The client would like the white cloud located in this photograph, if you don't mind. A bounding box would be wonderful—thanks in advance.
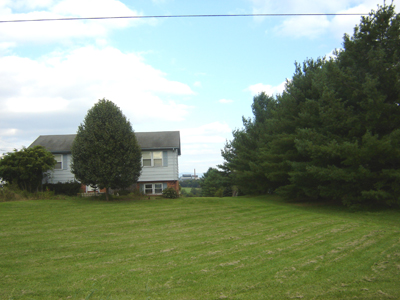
[194,81,202,87]
[0,46,194,123]
[0,0,149,45]
[249,0,379,39]
[219,99,233,104]
[5,0,54,10]
[179,122,232,173]
[329,4,377,39]
[0,128,18,136]
[246,81,286,97]
[274,15,330,39]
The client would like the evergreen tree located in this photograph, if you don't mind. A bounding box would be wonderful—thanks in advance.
[289,5,400,206]
[71,99,142,200]
[222,4,400,207]
[200,167,230,197]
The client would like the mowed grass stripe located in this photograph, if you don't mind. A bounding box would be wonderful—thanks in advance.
[0,196,399,299]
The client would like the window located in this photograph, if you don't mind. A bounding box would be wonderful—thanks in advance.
[142,151,163,167]
[142,152,152,167]
[153,152,162,167]
[144,183,164,194]
[54,154,62,170]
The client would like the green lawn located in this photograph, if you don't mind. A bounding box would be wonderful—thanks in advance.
[1,196,399,299]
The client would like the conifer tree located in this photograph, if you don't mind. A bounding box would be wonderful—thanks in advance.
[71,99,142,200]
[222,4,400,207]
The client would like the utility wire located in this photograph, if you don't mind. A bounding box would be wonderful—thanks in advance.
[0,13,370,24]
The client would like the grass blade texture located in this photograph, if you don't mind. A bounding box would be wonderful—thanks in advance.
[1,196,399,299]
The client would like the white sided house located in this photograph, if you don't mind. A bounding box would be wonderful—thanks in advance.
[28,131,181,195]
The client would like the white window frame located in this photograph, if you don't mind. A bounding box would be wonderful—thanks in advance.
[54,154,63,170]
[142,151,163,167]
[144,183,164,195]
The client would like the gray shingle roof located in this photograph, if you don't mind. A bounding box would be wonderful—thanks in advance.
[29,134,76,153]
[135,131,181,155]
[29,131,181,155]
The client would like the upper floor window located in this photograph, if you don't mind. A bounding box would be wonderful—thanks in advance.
[142,151,163,167]
[54,154,62,170]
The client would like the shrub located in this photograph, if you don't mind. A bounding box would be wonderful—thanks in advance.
[130,188,144,198]
[0,186,17,202]
[162,187,179,199]
[115,189,130,196]
[214,188,224,198]
[43,181,82,196]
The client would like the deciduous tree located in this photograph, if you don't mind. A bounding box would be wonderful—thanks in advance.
[0,146,56,192]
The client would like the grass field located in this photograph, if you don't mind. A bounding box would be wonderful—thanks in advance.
[180,187,200,193]
[1,195,399,299]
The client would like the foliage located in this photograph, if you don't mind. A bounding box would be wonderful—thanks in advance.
[200,167,233,197]
[71,99,142,201]
[180,188,188,197]
[179,179,201,188]
[162,187,179,198]
[115,189,131,196]
[222,186,233,197]
[214,188,224,197]
[0,183,58,201]
[0,186,17,202]
[180,187,201,197]
[0,146,56,192]
[43,181,82,196]
[221,5,400,207]
[190,187,201,196]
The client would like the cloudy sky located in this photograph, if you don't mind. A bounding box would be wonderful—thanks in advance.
[0,0,386,174]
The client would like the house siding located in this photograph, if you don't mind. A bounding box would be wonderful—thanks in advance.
[46,154,75,183]
[138,150,179,182]
[46,150,180,185]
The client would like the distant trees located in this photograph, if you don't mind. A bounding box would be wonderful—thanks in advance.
[0,146,56,192]
[179,179,200,188]
[221,5,400,207]
[71,99,142,201]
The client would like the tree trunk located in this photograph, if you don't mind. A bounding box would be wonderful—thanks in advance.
[105,187,109,201]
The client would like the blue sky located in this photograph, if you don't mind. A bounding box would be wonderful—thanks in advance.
[0,0,387,174]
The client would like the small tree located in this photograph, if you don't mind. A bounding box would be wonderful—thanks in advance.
[71,98,142,201]
[0,146,56,192]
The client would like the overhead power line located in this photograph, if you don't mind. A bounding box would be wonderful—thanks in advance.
[0,13,370,24]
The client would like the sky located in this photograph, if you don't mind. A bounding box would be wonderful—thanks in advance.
[0,0,389,175]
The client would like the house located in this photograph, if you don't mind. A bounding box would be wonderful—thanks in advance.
[28,131,181,195]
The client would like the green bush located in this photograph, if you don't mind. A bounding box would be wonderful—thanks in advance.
[162,187,179,199]
[115,189,130,196]
[214,188,224,198]
[0,184,56,201]
[0,186,17,202]
[130,188,144,198]
[43,181,82,196]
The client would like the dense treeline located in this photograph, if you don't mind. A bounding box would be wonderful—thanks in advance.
[179,179,201,188]
[221,5,400,207]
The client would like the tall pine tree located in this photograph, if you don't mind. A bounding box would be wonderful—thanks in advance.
[222,4,400,207]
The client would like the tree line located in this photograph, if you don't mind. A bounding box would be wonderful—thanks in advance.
[217,5,400,207]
